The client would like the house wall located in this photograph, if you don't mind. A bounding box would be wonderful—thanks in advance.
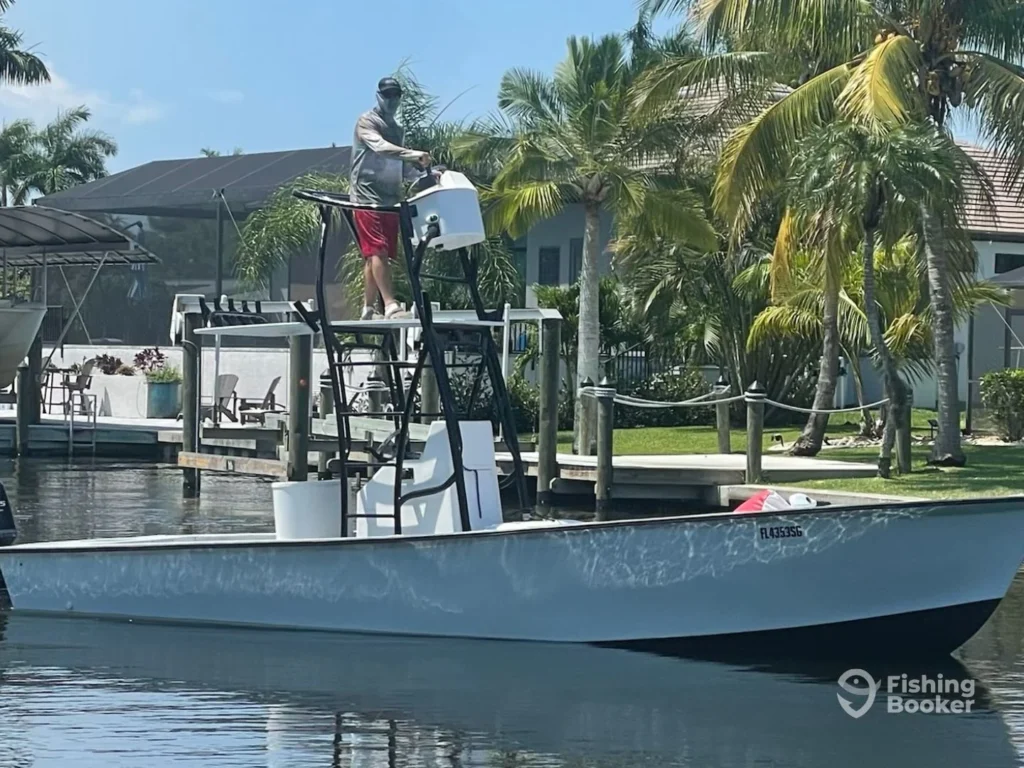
[523,204,615,306]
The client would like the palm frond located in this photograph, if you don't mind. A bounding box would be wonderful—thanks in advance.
[837,34,924,127]
[483,181,572,239]
[714,62,850,238]
[961,51,1024,192]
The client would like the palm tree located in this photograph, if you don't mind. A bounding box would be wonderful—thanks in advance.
[0,0,48,87]
[454,33,717,447]
[0,118,36,205]
[18,106,116,197]
[757,120,1001,472]
[640,0,1024,466]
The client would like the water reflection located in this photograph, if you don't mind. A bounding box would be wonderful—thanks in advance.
[0,459,1022,766]
[0,613,1019,768]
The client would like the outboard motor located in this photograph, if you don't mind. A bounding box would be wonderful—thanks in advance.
[0,481,16,546]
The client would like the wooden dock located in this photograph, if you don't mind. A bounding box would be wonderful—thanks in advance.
[165,417,878,500]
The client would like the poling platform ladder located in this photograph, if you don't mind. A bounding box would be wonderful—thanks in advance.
[291,189,529,537]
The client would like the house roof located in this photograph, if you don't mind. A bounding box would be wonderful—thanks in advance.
[0,205,158,266]
[959,143,1024,240]
[36,146,352,219]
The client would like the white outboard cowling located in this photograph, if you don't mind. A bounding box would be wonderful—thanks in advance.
[408,170,486,252]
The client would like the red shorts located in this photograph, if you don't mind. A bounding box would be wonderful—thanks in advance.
[353,209,399,260]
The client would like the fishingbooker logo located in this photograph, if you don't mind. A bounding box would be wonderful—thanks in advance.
[837,669,975,717]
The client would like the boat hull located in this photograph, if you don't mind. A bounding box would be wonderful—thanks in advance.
[1,497,1022,657]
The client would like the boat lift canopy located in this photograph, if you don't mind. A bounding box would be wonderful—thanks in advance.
[0,205,160,368]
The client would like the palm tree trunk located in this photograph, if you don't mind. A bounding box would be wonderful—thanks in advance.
[573,202,602,452]
[862,227,911,477]
[920,204,965,466]
[790,273,840,456]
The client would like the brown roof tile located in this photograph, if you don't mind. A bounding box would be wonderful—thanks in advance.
[959,142,1024,238]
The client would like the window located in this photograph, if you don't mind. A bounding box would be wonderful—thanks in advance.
[569,238,583,284]
[538,247,561,285]
[995,252,1024,274]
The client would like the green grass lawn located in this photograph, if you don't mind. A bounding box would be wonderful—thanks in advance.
[528,410,1024,500]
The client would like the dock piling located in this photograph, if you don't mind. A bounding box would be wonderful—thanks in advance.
[714,374,731,455]
[15,364,31,456]
[536,316,561,508]
[181,311,201,498]
[420,357,439,425]
[594,377,615,521]
[317,371,334,479]
[745,381,766,484]
[287,333,313,482]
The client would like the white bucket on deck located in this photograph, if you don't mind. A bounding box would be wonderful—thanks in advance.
[409,171,485,251]
[271,479,348,540]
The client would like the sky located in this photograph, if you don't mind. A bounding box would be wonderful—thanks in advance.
[0,0,670,174]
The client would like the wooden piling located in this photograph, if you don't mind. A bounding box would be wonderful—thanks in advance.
[536,316,561,508]
[317,371,334,479]
[594,377,615,521]
[420,356,439,425]
[15,364,31,456]
[27,332,42,425]
[287,333,313,482]
[181,312,202,497]
[714,374,731,455]
[745,381,766,484]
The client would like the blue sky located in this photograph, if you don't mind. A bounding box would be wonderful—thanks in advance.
[2,0,669,173]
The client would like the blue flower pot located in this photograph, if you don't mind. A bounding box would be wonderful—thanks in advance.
[146,381,181,419]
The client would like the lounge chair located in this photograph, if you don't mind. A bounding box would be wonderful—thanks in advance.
[179,373,238,424]
[239,376,286,425]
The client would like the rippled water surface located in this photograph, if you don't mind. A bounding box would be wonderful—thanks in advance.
[0,458,1023,767]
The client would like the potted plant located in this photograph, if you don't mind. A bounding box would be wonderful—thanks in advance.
[135,347,182,419]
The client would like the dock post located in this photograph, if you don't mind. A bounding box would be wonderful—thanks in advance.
[317,371,334,479]
[420,356,439,424]
[26,331,41,425]
[714,374,731,454]
[594,377,615,521]
[578,376,595,456]
[287,333,313,482]
[181,311,201,498]
[745,381,766,484]
[536,316,561,508]
[15,364,31,456]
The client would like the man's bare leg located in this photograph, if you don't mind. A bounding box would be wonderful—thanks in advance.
[369,255,410,317]
[361,258,379,319]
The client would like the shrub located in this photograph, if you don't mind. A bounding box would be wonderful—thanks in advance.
[134,347,167,374]
[94,354,128,375]
[614,369,714,429]
[980,369,1024,441]
[146,365,182,384]
[115,363,136,376]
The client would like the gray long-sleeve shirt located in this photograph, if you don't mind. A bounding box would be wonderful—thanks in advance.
[349,106,422,206]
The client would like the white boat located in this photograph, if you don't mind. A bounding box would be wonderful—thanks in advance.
[0,300,46,390]
[0,172,1022,661]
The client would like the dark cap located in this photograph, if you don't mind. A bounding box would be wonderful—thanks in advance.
[377,77,403,96]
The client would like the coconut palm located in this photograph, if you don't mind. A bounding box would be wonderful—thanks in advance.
[640,0,1024,466]
[18,106,116,197]
[0,1,48,87]
[756,120,1001,472]
[0,118,36,205]
[454,33,717,447]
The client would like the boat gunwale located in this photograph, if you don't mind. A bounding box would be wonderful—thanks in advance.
[1,494,1020,555]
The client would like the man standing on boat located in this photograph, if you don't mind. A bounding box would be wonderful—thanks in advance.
[350,76,433,320]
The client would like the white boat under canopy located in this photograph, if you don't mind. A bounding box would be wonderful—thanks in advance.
[1,174,1022,661]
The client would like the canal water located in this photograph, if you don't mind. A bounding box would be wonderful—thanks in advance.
[0,459,1022,767]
